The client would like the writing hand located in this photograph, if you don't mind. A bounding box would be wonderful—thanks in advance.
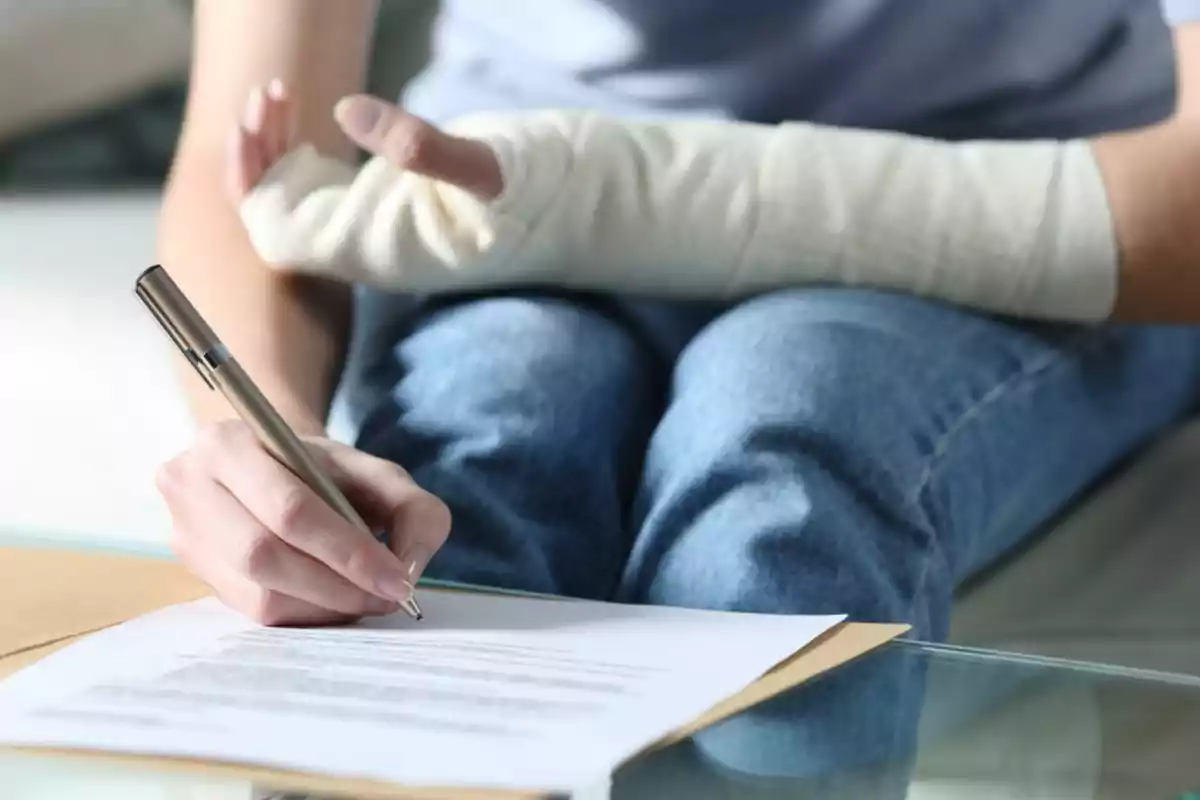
[157,420,450,626]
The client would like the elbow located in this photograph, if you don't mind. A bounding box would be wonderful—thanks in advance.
[1110,253,1200,323]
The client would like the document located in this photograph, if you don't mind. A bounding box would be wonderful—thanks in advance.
[0,590,842,793]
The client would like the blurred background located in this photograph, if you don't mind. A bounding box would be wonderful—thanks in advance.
[0,0,436,190]
[0,0,438,552]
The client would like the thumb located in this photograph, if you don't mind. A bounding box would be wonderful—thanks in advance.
[334,94,504,200]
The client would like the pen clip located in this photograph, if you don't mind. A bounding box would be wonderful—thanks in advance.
[134,281,217,390]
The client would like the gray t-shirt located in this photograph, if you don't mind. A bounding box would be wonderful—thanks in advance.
[404,0,1200,139]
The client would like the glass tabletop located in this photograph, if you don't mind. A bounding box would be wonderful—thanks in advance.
[5,634,1200,799]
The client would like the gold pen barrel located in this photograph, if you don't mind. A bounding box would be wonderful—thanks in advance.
[210,355,374,535]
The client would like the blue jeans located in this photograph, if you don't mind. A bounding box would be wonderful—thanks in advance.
[335,286,1200,782]
[342,286,1200,637]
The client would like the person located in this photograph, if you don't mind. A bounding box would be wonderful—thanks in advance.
[156,0,1200,644]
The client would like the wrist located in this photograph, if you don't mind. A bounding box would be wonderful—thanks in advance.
[178,362,328,437]
[260,390,329,437]
[289,412,329,438]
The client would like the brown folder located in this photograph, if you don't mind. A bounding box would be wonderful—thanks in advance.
[0,545,908,798]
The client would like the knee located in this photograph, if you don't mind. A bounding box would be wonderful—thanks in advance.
[357,294,660,464]
[386,295,654,417]
[632,289,954,629]
[406,295,643,381]
[679,287,946,387]
[665,289,941,480]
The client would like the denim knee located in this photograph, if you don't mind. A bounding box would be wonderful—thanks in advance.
[622,288,951,633]
[349,292,666,597]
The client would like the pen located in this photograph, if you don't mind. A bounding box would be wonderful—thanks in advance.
[134,264,423,621]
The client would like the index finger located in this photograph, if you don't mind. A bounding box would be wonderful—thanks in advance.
[333,94,503,199]
[204,426,416,604]
[311,439,452,586]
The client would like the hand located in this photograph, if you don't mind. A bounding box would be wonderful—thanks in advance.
[226,79,296,201]
[333,93,504,200]
[227,81,503,203]
[156,420,451,626]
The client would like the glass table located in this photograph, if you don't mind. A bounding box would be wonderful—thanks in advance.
[4,534,1200,799]
[6,637,1200,798]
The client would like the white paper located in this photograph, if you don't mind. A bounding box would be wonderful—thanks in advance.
[0,590,841,793]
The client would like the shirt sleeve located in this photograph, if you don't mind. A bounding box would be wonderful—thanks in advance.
[1162,0,1200,24]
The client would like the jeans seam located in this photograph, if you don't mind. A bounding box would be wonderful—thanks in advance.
[907,328,1108,510]
[910,536,937,637]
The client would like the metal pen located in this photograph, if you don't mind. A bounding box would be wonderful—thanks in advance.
[134,264,422,621]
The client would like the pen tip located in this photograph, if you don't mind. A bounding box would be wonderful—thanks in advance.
[401,595,423,621]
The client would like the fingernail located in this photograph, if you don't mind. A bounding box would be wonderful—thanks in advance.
[401,544,433,585]
[334,96,384,138]
[377,568,416,605]
[244,87,266,133]
[267,78,285,100]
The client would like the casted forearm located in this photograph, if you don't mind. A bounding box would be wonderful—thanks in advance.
[240,110,1125,323]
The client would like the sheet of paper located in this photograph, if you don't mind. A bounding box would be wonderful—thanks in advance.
[0,590,841,793]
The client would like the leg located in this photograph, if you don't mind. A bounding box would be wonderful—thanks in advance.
[339,288,708,599]
[621,287,1200,630]
[618,287,1200,778]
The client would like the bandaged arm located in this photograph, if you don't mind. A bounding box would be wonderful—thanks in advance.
[240,110,1118,322]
